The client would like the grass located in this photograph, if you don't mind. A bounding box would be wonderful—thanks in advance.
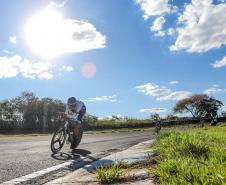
[85,127,154,134]
[150,124,226,185]
[95,162,126,184]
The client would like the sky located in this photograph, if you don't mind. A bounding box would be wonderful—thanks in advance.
[0,0,226,119]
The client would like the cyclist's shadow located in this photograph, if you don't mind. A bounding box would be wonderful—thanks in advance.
[51,148,91,161]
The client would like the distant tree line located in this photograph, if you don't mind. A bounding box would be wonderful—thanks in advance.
[0,92,225,133]
[0,91,65,132]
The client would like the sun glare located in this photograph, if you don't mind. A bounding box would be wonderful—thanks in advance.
[25,7,66,59]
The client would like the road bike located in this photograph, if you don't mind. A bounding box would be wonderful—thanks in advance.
[50,113,83,153]
[154,120,162,135]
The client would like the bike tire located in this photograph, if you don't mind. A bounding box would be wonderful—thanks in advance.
[71,126,83,149]
[51,127,66,153]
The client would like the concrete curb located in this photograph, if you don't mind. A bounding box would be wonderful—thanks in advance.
[44,139,155,185]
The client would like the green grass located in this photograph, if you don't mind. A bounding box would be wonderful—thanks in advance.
[85,127,153,134]
[95,162,126,184]
[150,124,226,185]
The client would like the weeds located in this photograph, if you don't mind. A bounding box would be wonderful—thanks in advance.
[95,162,126,184]
[150,126,226,185]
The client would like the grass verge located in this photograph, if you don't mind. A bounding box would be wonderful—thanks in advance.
[150,124,226,185]
[95,162,127,184]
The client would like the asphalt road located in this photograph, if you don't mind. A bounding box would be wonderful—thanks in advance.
[0,130,153,183]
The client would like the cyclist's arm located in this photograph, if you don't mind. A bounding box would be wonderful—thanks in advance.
[65,106,78,121]
[66,114,78,121]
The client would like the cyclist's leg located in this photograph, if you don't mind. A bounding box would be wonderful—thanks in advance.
[75,106,86,131]
[77,106,86,123]
[71,106,86,149]
[72,106,86,137]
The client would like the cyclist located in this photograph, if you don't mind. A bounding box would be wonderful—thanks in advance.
[65,97,86,149]
[154,119,162,135]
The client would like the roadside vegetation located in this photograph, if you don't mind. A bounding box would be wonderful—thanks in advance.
[150,124,226,184]
[94,124,226,184]
[96,162,127,184]
[1,91,226,134]
[95,160,153,184]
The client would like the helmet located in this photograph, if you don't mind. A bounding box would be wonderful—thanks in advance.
[67,97,76,105]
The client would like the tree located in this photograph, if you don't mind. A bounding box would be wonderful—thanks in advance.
[165,114,178,121]
[222,111,226,117]
[196,97,223,119]
[173,94,208,118]
[0,100,15,120]
[150,113,160,121]
[174,94,223,125]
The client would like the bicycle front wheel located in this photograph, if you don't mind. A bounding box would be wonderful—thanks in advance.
[51,128,66,153]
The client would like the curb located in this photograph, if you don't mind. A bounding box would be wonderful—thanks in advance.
[44,139,154,185]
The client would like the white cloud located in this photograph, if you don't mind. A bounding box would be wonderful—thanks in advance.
[135,0,173,19]
[167,28,175,36]
[37,72,53,80]
[169,81,179,84]
[3,50,11,54]
[157,91,191,101]
[151,16,166,37]
[151,16,166,31]
[136,82,191,101]
[140,108,166,113]
[170,0,226,53]
[19,59,52,79]
[203,87,226,94]
[98,114,123,120]
[136,83,170,97]
[61,65,73,72]
[154,30,166,37]
[48,1,67,8]
[0,55,21,78]
[0,55,72,80]
[211,56,226,68]
[9,36,17,44]
[24,3,106,58]
[84,95,117,102]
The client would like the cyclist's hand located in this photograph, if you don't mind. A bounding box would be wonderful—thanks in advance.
[58,112,67,119]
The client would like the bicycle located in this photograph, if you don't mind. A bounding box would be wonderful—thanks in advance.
[154,120,162,135]
[50,113,83,153]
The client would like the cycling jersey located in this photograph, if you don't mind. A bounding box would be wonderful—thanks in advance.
[65,100,86,123]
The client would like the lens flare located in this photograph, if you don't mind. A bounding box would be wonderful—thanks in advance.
[81,62,96,78]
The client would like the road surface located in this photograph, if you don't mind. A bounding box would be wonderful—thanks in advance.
[0,130,153,183]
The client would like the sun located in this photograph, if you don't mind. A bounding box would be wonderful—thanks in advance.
[24,7,66,59]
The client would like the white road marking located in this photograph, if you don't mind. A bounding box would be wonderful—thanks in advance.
[0,141,144,185]
[1,159,75,185]
[0,151,107,185]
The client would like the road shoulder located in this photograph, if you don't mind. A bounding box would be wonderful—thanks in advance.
[44,140,156,185]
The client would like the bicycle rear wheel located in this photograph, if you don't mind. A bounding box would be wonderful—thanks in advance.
[51,128,66,153]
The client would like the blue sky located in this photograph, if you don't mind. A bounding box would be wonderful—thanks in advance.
[0,0,226,118]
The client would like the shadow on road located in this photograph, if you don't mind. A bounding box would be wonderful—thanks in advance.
[72,149,91,156]
[51,152,79,160]
[51,149,92,161]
